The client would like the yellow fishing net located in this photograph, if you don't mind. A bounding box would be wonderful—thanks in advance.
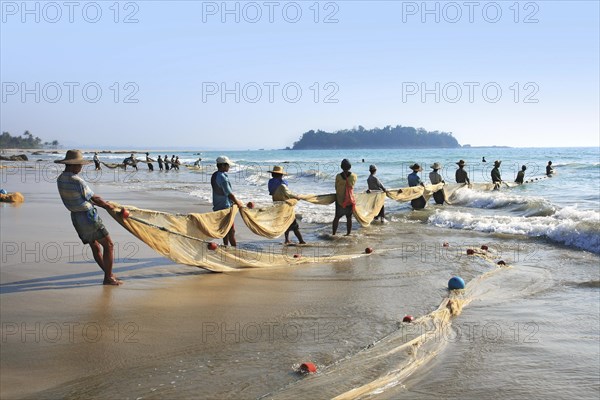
[107,203,366,272]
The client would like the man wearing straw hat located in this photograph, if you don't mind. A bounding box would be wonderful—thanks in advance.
[268,165,306,245]
[407,163,426,209]
[56,150,121,285]
[455,160,470,184]
[491,160,503,189]
[429,162,445,205]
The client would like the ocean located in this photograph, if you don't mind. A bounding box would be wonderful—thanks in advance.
[14,147,600,399]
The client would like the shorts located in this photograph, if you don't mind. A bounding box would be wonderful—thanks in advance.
[71,208,109,244]
[335,202,353,218]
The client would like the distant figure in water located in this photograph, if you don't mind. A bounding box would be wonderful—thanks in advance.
[333,159,357,236]
[366,164,386,222]
[482,157,487,163]
[164,154,170,171]
[429,162,445,204]
[122,153,138,171]
[145,152,154,171]
[491,160,502,189]
[93,152,101,170]
[515,165,527,184]
[546,161,554,176]
[157,155,164,171]
[194,157,202,166]
[362,158,365,163]
[455,160,470,184]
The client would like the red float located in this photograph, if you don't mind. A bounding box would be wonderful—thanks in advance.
[246,202,255,209]
[207,242,218,251]
[466,249,475,255]
[300,362,317,373]
[481,245,489,251]
[365,247,373,254]
[402,315,414,323]
[120,208,130,219]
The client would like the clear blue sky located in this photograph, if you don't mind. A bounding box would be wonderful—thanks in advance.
[1,0,598,149]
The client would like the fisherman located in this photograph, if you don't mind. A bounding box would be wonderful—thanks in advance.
[491,160,502,189]
[268,166,306,244]
[366,164,386,221]
[93,152,101,171]
[193,157,202,167]
[145,152,154,171]
[333,159,357,236]
[123,153,138,171]
[211,156,244,247]
[455,160,470,184]
[55,150,121,285]
[515,165,527,184]
[429,162,445,205]
[164,154,170,171]
[157,155,164,171]
[546,161,554,176]
[408,163,426,209]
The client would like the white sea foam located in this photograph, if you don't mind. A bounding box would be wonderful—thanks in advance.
[428,207,600,254]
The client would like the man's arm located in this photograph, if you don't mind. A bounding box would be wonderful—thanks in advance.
[91,195,114,210]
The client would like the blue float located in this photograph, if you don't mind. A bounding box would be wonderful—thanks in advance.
[0,189,7,195]
[448,276,465,290]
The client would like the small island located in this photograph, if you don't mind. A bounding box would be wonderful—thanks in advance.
[291,125,460,150]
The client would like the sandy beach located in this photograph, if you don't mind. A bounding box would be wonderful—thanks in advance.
[1,150,598,399]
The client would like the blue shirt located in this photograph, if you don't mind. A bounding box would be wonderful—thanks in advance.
[407,171,422,187]
[211,171,233,211]
[268,177,288,195]
[57,171,99,226]
[57,172,94,212]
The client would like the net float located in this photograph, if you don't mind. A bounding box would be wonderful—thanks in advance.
[299,362,317,373]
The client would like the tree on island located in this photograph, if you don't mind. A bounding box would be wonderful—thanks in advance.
[0,131,60,149]
[292,125,460,149]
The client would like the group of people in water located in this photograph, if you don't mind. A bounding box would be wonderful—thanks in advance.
[56,149,558,285]
[211,156,557,244]
[92,152,203,172]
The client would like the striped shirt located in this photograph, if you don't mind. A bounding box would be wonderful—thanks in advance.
[57,172,95,212]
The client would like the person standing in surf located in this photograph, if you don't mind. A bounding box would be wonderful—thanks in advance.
[333,159,357,236]
[366,164,387,222]
[407,163,426,209]
[429,162,445,205]
[515,165,527,184]
[268,165,306,245]
[211,156,244,247]
[491,160,503,189]
[546,161,554,176]
[145,152,154,171]
[455,160,470,184]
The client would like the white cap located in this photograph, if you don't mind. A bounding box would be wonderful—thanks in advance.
[216,156,231,165]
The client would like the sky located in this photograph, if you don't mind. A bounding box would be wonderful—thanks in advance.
[1,0,599,150]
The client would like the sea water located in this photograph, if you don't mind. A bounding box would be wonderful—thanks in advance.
[30,147,599,399]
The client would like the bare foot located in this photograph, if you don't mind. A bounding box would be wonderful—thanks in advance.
[299,241,307,245]
[103,276,123,286]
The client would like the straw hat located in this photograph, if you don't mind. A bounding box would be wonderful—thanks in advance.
[494,160,502,167]
[456,160,466,166]
[216,156,232,165]
[430,162,442,169]
[409,163,422,172]
[54,150,92,165]
[268,166,288,175]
